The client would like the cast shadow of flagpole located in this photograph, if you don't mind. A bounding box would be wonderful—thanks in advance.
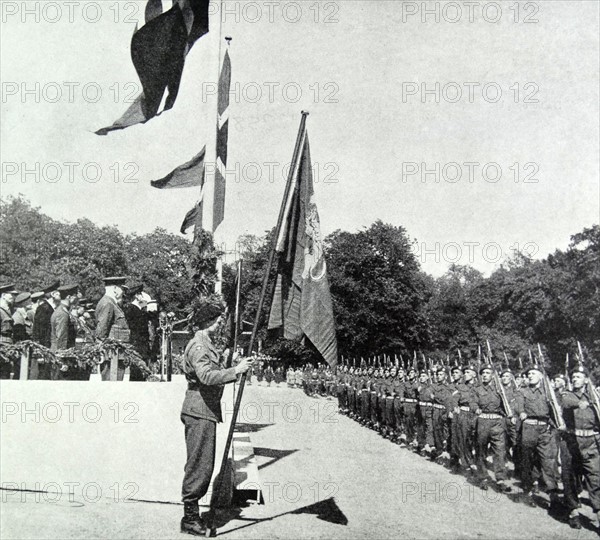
[203,497,348,536]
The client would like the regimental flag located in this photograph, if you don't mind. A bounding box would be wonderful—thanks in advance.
[267,133,338,367]
[179,47,230,234]
[96,0,210,136]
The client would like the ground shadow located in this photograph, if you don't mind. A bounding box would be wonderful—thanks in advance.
[254,447,299,470]
[211,497,348,536]
[235,423,274,433]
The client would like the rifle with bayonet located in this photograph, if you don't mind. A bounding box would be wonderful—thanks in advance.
[537,344,566,430]
[565,353,572,391]
[578,341,600,423]
[486,341,513,417]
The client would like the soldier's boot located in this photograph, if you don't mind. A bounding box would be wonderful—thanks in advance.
[548,490,564,518]
[181,502,207,536]
[568,510,582,530]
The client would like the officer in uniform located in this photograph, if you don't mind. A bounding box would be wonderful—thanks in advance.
[0,284,18,379]
[95,276,131,381]
[470,364,511,492]
[180,298,252,536]
[12,292,32,342]
[50,284,81,380]
[123,284,151,381]
[514,364,560,509]
[0,284,17,345]
[558,363,599,529]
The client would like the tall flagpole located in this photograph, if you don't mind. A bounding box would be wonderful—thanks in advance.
[205,111,309,536]
[202,0,224,236]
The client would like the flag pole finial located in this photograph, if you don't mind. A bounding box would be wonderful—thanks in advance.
[225,36,232,45]
[301,110,310,116]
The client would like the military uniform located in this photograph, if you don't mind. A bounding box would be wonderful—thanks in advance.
[96,286,131,381]
[402,373,419,446]
[451,376,477,470]
[470,379,509,486]
[417,374,434,451]
[431,374,454,456]
[514,382,560,496]
[0,300,14,345]
[560,371,600,528]
[124,300,150,382]
[180,330,238,521]
[0,286,17,379]
[391,371,406,442]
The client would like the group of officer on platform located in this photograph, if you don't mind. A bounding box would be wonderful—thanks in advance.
[334,356,600,531]
[0,277,158,380]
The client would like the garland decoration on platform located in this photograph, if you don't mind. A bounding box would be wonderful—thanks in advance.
[0,339,152,379]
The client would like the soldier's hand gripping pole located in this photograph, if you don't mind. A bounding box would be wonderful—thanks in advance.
[204,112,310,537]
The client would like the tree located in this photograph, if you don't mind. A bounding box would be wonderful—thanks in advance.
[125,229,193,314]
[325,220,431,357]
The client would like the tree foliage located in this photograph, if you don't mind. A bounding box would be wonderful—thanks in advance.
[2,195,598,375]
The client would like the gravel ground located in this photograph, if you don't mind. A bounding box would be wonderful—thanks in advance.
[1,384,598,539]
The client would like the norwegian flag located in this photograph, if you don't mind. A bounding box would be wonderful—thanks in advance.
[179,46,230,234]
[212,48,231,231]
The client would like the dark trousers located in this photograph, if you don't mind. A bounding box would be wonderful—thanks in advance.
[520,423,559,492]
[561,433,600,512]
[385,397,395,429]
[420,407,434,447]
[475,417,507,481]
[393,399,404,434]
[432,409,448,452]
[370,392,379,423]
[404,404,417,441]
[361,391,369,419]
[452,411,475,467]
[181,414,217,504]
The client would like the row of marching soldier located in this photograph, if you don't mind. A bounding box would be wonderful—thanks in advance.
[0,278,158,381]
[334,350,599,531]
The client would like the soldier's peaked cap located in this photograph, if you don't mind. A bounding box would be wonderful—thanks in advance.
[42,280,60,293]
[58,284,78,297]
[127,283,144,296]
[14,292,31,306]
[104,276,128,286]
[0,284,18,294]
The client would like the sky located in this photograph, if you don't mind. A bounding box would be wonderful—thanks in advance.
[1,0,599,276]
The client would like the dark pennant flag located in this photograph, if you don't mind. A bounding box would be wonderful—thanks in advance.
[96,0,210,136]
[267,134,338,367]
[150,146,206,189]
